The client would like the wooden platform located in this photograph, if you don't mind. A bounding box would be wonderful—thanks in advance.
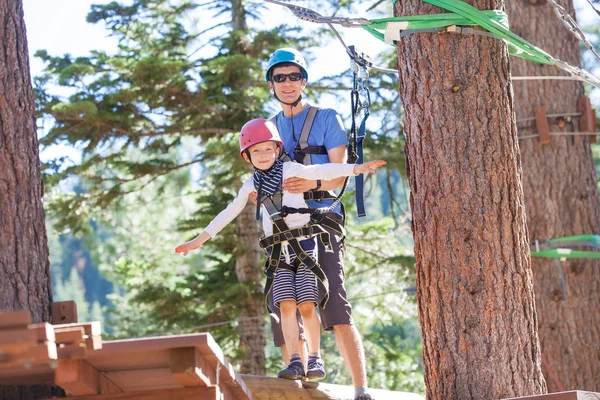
[241,375,424,399]
[504,391,600,400]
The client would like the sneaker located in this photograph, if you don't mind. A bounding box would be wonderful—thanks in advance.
[355,394,374,400]
[277,360,305,380]
[306,357,326,380]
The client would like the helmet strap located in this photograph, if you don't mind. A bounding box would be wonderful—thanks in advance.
[273,91,302,108]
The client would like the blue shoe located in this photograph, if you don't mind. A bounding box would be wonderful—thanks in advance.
[306,357,326,380]
[355,394,374,400]
[277,361,305,380]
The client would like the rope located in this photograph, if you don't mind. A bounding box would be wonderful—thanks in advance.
[511,76,581,81]
[518,131,598,140]
[517,112,582,123]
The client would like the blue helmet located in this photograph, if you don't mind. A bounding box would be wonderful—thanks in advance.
[265,48,308,83]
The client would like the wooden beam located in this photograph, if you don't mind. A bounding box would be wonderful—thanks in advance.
[503,390,600,400]
[43,385,220,400]
[0,310,31,330]
[0,329,37,355]
[52,301,78,324]
[592,108,597,144]
[55,326,85,345]
[55,359,100,395]
[57,343,87,360]
[99,373,123,394]
[13,341,58,363]
[241,374,425,400]
[535,105,551,145]
[169,347,212,387]
[578,97,595,132]
[54,321,101,337]
[85,335,103,351]
[29,322,56,343]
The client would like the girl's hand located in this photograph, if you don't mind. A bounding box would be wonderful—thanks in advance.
[354,160,386,175]
[175,243,193,256]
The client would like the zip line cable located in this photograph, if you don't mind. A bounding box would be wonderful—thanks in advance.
[546,0,600,64]
[258,0,600,88]
[583,0,600,17]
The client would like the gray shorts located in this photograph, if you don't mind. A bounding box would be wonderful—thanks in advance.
[269,213,354,347]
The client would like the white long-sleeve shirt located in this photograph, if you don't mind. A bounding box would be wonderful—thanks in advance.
[204,162,356,238]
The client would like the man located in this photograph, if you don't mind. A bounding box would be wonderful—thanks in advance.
[264,47,373,400]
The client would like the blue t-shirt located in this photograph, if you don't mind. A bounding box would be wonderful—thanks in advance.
[274,104,348,215]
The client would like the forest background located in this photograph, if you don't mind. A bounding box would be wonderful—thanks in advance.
[22,0,600,395]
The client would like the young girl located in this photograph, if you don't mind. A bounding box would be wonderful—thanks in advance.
[175,118,385,381]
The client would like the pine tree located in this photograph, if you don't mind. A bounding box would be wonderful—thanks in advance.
[393,0,546,397]
[507,0,600,391]
[0,0,64,398]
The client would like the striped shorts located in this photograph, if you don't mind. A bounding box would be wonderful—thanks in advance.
[272,236,319,308]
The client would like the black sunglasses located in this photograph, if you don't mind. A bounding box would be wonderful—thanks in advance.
[271,72,303,83]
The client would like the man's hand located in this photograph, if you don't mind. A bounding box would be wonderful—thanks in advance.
[282,177,317,194]
[248,191,258,203]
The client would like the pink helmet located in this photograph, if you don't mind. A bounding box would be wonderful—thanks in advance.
[239,119,283,156]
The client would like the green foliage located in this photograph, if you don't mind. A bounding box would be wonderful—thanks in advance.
[36,0,422,391]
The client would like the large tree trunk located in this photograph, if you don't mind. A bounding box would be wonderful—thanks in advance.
[229,0,266,375]
[394,0,546,398]
[0,0,63,398]
[234,203,267,375]
[507,0,600,391]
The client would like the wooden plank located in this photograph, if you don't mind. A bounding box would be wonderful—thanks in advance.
[198,334,252,400]
[0,368,55,385]
[0,311,31,330]
[52,301,78,324]
[169,347,211,387]
[591,108,597,144]
[241,374,425,400]
[12,341,58,364]
[54,321,101,337]
[104,368,180,392]
[503,391,600,400]
[57,343,87,360]
[83,334,249,399]
[99,373,123,394]
[578,97,595,132]
[43,385,220,400]
[535,105,551,145]
[55,359,100,395]
[28,322,56,343]
[0,329,37,355]
[55,326,85,345]
[86,335,103,350]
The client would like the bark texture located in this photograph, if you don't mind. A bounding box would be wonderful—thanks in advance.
[507,0,600,391]
[393,0,546,398]
[229,0,266,375]
[234,202,267,375]
[0,0,63,398]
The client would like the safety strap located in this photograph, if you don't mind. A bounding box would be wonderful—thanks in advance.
[348,45,371,217]
[258,224,332,251]
[294,106,325,164]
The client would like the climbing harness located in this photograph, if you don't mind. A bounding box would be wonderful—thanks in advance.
[259,190,333,314]
[240,118,345,314]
